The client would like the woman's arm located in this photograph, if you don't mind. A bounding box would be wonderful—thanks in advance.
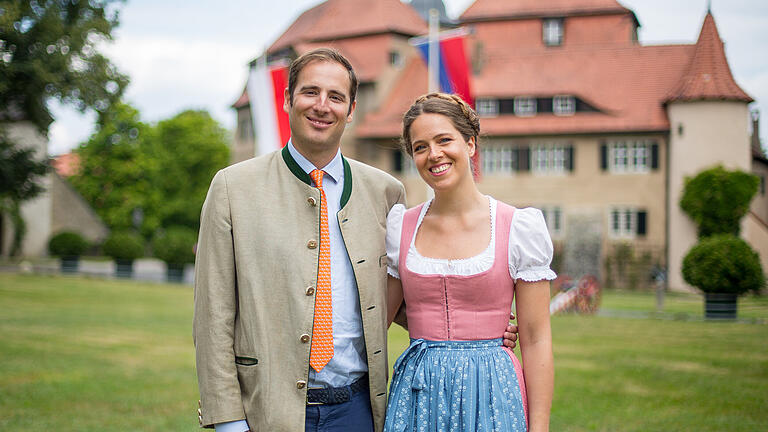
[386,275,404,328]
[515,279,553,432]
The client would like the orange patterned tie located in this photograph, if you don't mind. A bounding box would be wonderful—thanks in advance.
[309,169,333,371]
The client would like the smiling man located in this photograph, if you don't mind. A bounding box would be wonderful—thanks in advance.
[193,48,517,432]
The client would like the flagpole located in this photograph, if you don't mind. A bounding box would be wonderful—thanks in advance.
[428,8,439,93]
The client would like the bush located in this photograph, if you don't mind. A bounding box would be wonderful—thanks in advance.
[48,231,89,257]
[679,165,759,237]
[102,231,145,261]
[153,227,196,266]
[682,234,765,295]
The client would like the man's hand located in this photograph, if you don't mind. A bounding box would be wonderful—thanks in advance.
[503,313,519,348]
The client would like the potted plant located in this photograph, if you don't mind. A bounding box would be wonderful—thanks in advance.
[48,231,89,274]
[682,235,764,319]
[103,231,145,278]
[153,226,196,282]
[680,165,764,320]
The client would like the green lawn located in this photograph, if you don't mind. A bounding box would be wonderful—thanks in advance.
[2,273,767,431]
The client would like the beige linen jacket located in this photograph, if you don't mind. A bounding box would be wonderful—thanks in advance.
[193,147,405,431]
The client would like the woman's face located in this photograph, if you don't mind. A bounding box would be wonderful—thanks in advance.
[408,113,475,191]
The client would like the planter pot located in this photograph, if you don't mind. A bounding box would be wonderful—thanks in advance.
[60,256,80,274]
[166,264,184,283]
[704,292,738,320]
[115,259,134,279]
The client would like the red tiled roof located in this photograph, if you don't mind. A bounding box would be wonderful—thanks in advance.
[52,152,80,177]
[357,43,695,138]
[294,34,395,82]
[232,86,249,109]
[665,12,753,103]
[268,0,427,54]
[461,0,630,22]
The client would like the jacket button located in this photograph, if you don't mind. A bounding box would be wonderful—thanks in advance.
[297,380,307,389]
[307,196,317,206]
[307,240,317,249]
[300,334,310,343]
[306,286,315,296]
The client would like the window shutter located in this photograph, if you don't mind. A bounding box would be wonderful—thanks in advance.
[651,142,659,170]
[600,142,608,171]
[636,210,647,236]
[393,150,403,173]
[517,146,530,172]
[566,146,574,172]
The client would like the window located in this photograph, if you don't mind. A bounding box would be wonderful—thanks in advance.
[392,150,417,176]
[238,117,252,141]
[540,206,564,238]
[607,139,656,173]
[761,175,766,195]
[543,18,564,46]
[609,207,647,238]
[553,95,575,116]
[514,97,537,117]
[476,98,499,117]
[389,50,403,68]
[530,142,572,174]
[481,145,518,175]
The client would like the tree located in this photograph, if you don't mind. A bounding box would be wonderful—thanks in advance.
[0,131,48,255]
[69,102,162,235]
[0,0,129,131]
[147,110,230,232]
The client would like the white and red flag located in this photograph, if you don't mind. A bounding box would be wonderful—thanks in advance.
[247,56,291,156]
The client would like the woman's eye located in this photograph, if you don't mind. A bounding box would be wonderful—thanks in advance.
[413,144,426,152]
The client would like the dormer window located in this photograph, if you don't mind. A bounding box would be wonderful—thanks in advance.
[543,18,564,46]
[476,98,499,117]
[515,97,537,117]
[553,95,575,116]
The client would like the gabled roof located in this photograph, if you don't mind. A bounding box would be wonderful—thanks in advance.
[357,43,695,138]
[52,152,80,177]
[268,0,427,54]
[232,86,249,109]
[665,12,753,103]
[293,33,395,82]
[460,0,631,22]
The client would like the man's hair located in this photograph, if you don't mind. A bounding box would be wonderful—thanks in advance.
[287,48,358,115]
[401,92,480,156]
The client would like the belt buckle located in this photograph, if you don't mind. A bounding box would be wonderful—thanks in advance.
[307,386,326,406]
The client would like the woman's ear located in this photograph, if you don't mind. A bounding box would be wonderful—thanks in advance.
[467,136,476,157]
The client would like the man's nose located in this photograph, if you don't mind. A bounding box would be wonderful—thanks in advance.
[313,94,331,112]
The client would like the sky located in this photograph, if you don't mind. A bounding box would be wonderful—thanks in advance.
[47,0,768,155]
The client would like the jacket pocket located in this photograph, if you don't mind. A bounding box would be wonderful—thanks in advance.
[234,356,258,366]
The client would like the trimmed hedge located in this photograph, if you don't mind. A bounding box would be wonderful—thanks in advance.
[48,231,89,257]
[153,227,196,266]
[682,234,765,295]
[103,231,145,261]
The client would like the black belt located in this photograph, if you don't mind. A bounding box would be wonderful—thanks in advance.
[306,374,368,405]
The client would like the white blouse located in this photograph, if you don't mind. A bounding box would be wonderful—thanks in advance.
[386,197,557,282]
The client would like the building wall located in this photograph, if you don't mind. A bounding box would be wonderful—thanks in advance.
[231,106,255,164]
[1,122,52,257]
[743,214,768,280]
[666,101,752,291]
[751,160,768,223]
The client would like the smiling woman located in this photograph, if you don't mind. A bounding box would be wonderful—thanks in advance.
[383,93,556,432]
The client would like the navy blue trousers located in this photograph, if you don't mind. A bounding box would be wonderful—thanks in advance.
[304,390,374,432]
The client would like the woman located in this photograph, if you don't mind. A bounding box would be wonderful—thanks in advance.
[384,93,554,432]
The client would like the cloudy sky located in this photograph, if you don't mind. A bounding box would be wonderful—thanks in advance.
[48,0,768,155]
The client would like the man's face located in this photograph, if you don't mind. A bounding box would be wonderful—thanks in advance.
[284,60,356,154]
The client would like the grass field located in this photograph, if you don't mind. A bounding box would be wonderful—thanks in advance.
[1,273,767,431]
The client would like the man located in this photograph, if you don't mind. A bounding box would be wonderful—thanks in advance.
[194,48,517,432]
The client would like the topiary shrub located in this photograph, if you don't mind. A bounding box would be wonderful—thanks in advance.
[679,165,759,238]
[48,231,89,257]
[153,226,196,266]
[103,231,145,262]
[682,234,765,295]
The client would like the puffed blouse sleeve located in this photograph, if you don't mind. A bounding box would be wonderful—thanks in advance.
[386,204,407,279]
[508,207,558,282]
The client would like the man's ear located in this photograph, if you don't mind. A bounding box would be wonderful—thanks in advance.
[283,87,291,113]
[346,100,356,123]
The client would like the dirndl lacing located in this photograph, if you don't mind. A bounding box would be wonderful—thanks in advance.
[384,338,527,432]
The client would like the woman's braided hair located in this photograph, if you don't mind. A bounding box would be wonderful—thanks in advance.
[401,92,480,157]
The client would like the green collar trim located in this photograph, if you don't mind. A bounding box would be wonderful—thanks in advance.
[281,145,353,209]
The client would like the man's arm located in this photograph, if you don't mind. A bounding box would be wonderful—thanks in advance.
[193,170,247,428]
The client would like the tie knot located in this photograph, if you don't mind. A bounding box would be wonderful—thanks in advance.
[310,169,325,189]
